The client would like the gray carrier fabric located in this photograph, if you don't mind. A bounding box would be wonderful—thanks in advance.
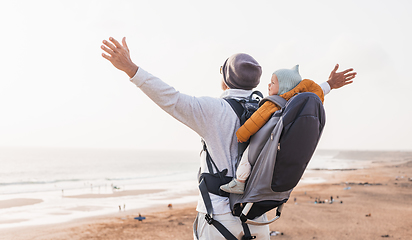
[230,92,325,209]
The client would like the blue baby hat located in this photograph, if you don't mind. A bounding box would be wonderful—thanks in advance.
[274,65,302,95]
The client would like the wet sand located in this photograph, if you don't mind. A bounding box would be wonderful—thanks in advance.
[0,198,43,209]
[1,152,411,240]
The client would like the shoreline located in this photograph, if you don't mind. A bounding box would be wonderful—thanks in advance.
[0,187,199,231]
[1,155,412,239]
[63,189,166,199]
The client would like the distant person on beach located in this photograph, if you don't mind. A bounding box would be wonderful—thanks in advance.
[101,37,356,240]
[221,65,326,194]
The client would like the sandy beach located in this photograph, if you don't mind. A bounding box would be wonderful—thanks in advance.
[1,151,411,240]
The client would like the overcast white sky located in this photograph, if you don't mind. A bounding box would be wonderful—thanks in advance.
[1,0,411,151]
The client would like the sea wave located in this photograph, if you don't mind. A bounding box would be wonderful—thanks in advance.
[105,171,191,181]
[0,178,88,186]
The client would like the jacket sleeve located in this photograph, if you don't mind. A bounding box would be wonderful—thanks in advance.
[130,67,226,139]
[236,101,280,142]
[280,79,324,103]
[235,79,324,142]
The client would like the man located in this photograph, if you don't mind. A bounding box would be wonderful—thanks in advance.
[101,37,356,239]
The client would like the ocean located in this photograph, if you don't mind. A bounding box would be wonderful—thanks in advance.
[0,147,200,228]
[0,147,377,229]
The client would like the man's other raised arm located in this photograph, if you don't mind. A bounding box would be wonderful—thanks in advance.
[327,64,357,90]
[100,37,224,139]
[101,37,138,78]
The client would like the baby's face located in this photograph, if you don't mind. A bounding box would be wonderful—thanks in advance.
[268,74,279,96]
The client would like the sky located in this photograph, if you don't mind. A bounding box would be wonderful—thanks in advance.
[0,0,411,151]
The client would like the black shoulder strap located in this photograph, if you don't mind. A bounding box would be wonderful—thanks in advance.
[224,91,263,160]
[224,98,249,158]
[224,90,263,120]
[198,142,244,240]
[198,179,238,240]
[225,98,244,120]
[242,222,255,240]
[202,140,225,177]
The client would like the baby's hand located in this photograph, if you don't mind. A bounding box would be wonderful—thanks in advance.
[237,139,243,143]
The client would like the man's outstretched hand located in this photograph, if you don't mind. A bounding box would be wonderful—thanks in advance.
[327,64,357,89]
[101,37,138,78]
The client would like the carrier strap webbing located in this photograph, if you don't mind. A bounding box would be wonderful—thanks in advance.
[198,178,238,240]
[199,179,213,215]
[203,142,228,183]
[198,142,238,240]
[206,215,238,240]
[205,151,214,175]
[241,222,256,240]
[199,157,255,240]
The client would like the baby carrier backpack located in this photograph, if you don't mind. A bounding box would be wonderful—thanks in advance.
[197,92,325,240]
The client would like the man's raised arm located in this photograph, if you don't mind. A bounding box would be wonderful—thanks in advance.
[327,64,357,90]
[101,37,138,78]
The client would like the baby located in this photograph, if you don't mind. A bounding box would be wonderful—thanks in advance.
[220,65,324,194]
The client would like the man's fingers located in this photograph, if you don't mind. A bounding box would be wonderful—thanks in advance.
[101,45,114,55]
[344,80,354,85]
[344,73,357,80]
[122,37,129,52]
[346,72,357,77]
[102,53,112,61]
[328,64,339,78]
[103,40,117,52]
[332,64,339,73]
[339,68,354,75]
[346,75,356,80]
[110,37,123,49]
[345,72,357,77]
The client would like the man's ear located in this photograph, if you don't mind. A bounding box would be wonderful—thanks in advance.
[221,79,229,91]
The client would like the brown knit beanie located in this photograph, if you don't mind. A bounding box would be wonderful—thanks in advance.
[222,53,261,90]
